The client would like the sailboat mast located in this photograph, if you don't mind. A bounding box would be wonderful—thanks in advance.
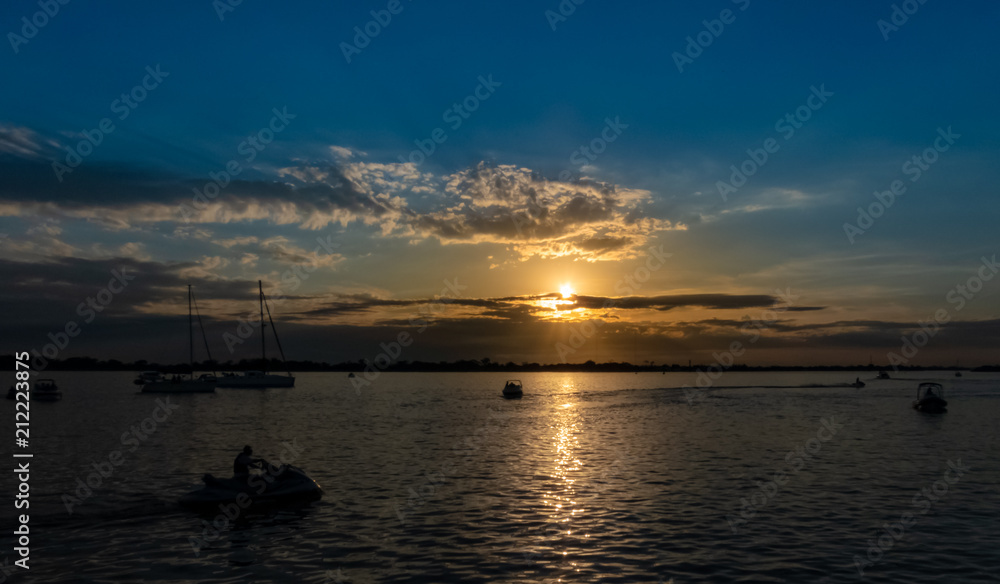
[188,284,194,379]
[259,280,266,373]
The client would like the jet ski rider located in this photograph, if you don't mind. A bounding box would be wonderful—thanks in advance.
[234,445,263,481]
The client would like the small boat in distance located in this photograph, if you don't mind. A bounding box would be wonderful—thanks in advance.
[141,285,216,394]
[33,379,62,401]
[955,371,962,377]
[913,382,947,413]
[502,379,523,399]
[217,281,295,389]
[877,371,891,380]
[7,379,62,401]
[851,377,866,388]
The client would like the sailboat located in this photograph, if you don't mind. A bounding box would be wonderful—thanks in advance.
[217,281,295,388]
[141,285,217,393]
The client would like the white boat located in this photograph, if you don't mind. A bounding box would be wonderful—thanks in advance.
[218,281,295,389]
[141,285,216,394]
[502,379,523,399]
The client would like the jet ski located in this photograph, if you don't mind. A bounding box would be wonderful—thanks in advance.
[179,463,322,510]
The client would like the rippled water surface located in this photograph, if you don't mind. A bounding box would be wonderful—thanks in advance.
[1,371,998,583]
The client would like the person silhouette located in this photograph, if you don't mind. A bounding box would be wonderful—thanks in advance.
[234,445,261,480]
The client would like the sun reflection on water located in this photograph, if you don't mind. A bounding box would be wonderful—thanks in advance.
[544,387,584,552]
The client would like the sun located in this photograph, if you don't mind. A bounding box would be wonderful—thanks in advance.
[560,283,575,298]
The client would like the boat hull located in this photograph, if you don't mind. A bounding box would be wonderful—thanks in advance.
[216,375,295,388]
[913,398,948,413]
[141,380,215,393]
[179,466,322,510]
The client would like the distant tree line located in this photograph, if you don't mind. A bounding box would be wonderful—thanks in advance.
[2,355,997,373]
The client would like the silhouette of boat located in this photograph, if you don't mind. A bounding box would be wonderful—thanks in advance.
[7,379,62,401]
[913,382,947,413]
[217,281,295,388]
[877,371,891,380]
[33,378,62,401]
[851,378,866,388]
[179,464,322,510]
[141,285,216,394]
[502,379,523,399]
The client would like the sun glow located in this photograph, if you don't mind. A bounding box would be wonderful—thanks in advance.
[560,283,575,298]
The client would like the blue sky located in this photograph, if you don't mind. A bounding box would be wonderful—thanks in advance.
[2,0,999,366]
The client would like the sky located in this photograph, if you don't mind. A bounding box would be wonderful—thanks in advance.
[2,0,999,367]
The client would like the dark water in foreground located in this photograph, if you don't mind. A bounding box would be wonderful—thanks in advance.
[1,371,998,583]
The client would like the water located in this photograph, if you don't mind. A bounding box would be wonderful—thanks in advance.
[1,371,998,583]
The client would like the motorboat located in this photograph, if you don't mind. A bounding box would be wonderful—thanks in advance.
[877,371,891,380]
[217,281,295,388]
[502,379,523,399]
[955,371,962,378]
[7,379,62,401]
[179,464,322,511]
[216,370,294,388]
[850,378,866,388]
[32,379,62,401]
[140,285,216,394]
[913,382,947,413]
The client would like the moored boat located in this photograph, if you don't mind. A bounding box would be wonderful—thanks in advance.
[8,379,62,401]
[32,378,62,401]
[217,281,295,388]
[140,285,216,394]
